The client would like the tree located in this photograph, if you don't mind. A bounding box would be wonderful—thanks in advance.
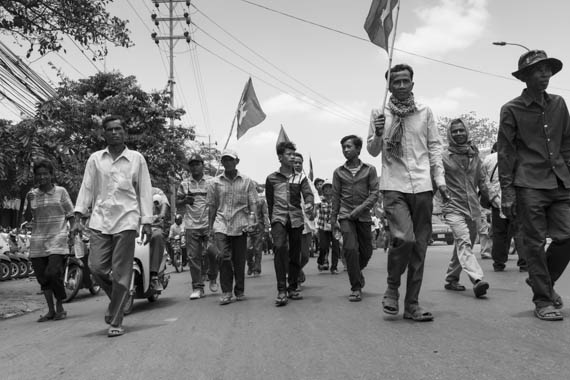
[0,0,131,58]
[437,111,498,150]
[0,71,196,204]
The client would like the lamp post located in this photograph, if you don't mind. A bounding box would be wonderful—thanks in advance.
[492,41,531,51]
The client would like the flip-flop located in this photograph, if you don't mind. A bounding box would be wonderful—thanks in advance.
[403,307,434,322]
[53,311,67,321]
[535,305,563,321]
[37,314,54,323]
[108,326,125,337]
[382,296,399,315]
[349,291,362,302]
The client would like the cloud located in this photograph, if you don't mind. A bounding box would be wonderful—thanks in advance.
[396,0,489,58]
[419,87,477,116]
[239,130,278,146]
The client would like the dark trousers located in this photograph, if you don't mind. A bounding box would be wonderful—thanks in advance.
[340,220,373,291]
[186,228,218,290]
[31,255,66,301]
[300,233,311,269]
[517,187,570,308]
[383,191,433,308]
[491,207,527,269]
[89,229,136,327]
[149,228,164,274]
[214,233,246,296]
[272,221,303,293]
[247,230,263,274]
[317,229,340,270]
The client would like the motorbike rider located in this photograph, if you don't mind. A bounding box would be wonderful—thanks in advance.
[150,187,169,290]
[168,214,187,265]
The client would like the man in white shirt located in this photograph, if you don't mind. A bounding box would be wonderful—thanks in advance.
[73,116,153,337]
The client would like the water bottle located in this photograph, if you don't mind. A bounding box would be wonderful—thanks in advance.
[74,234,85,258]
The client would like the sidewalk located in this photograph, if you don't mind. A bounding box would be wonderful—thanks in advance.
[0,277,44,319]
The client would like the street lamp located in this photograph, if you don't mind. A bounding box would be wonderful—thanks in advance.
[492,41,531,51]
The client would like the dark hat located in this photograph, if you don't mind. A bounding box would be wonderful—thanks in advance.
[188,153,204,164]
[512,50,562,81]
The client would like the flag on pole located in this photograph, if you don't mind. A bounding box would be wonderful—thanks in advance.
[236,77,266,139]
[308,156,314,181]
[364,0,399,53]
[276,124,291,146]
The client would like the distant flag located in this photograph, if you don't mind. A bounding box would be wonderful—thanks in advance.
[276,124,291,146]
[308,156,314,181]
[364,0,399,53]
[236,77,266,140]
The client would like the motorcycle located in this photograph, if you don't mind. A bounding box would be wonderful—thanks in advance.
[170,234,185,273]
[0,252,11,281]
[63,235,101,302]
[123,230,170,315]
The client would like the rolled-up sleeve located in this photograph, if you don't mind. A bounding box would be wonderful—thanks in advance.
[367,109,383,157]
[138,156,154,225]
[427,109,445,187]
[74,156,95,215]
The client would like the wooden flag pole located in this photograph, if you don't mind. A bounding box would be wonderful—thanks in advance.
[380,1,401,113]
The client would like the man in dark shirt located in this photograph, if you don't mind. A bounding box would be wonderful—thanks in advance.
[498,50,570,321]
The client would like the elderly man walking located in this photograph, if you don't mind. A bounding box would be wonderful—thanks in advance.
[498,50,570,321]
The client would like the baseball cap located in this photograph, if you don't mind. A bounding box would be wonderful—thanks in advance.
[221,149,239,160]
[322,179,333,188]
[188,153,204,164]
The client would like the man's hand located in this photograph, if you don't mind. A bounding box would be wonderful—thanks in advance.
[305,203,314,220]
[141,224,153,245]
[502,200,517,220]
[374,114,385,137]
[348,209,361,221]
[438,185,451,203]
[491,196,501,209]
[70,213,83,236]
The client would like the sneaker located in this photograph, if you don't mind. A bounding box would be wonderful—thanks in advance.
[189,289,204,300]
[235,294,245,301]
[219,292,233,305]
[473,280,489,298]
[331,268,339,275]
[209,281,219,293]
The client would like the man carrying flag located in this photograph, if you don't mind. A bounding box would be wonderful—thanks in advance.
[236,77,266,140]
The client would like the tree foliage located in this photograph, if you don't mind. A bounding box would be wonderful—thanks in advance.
[437,111,498,150]
[0,0,131,58]
[0,71,197,202]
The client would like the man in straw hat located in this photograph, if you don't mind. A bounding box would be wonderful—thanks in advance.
[498,49,569,321]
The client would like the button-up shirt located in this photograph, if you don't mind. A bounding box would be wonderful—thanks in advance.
[498,90,570,202]
[482,152,500,203]
[265,171,314,229]
[207,171,258,236]
[442,150,487,219]
[367,103,445,193]
[75,147,153,234]
[316,198,333,231]
[331,161,380,222]
[177,174,212,229]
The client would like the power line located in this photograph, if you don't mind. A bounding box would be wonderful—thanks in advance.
[194,40,367,127]
[67,36,102,73]
[236,0,570,93]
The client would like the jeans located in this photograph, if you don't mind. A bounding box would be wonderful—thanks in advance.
[214,233,247,296]
[246,229,264,274]
[186,228,218,290]
[89,229,136,327]
[383,191,432,308]
[317,229,340,270]
[491,207,527,269]
[444,213,484,284]
[517,187,570,308]
[271,221,303,293]
[340,220,373,291]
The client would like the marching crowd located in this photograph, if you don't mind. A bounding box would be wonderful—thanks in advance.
[19,48,570,337]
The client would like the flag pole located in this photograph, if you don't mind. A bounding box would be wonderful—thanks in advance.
[380,1,401,113]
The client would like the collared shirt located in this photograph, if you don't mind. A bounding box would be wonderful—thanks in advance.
[265,170,314,229]
[177,174,212,229]
[498,90,570,201]
[316,198,333,231]
[302,179,321,234]
[168,223,185,239]
[367,103,445,193]
[75,147,153,234]
[441,150,486,219]
[482,152,500,203]
[26,186,74,258]
[331,161,380,222]
[207,171,258,236]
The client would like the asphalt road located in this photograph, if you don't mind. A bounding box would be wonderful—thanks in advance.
[1,243,569,380]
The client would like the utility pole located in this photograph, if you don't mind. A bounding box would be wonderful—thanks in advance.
[151,0,192,128]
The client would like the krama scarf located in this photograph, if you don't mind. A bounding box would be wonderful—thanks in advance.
[386,93,417,159]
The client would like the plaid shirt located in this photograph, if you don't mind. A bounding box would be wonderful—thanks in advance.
[207,171,258,236]
[316,198,333,231]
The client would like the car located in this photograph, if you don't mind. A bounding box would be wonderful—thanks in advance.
[431,214,454,245]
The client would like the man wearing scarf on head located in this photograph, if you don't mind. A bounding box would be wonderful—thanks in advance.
[441,119,490,298]
[367,63,448,322]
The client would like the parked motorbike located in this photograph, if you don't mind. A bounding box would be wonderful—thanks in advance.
[63,236,101,302]
[123,231,169,315]
[0,252,11,281]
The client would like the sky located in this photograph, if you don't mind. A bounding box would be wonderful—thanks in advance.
[3,0,570,184]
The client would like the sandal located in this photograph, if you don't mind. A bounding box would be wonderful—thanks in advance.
[287,291,303,300]
[53,311,67,321]
[37,314,54,323]
[403,307,434,322]
[553,292,563,310]
[275,293,288,307]
[534,305,563,321]
[349,290,362,302]
[382,295,399,315]
[444,282,466,291]
[108,325,125,337]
